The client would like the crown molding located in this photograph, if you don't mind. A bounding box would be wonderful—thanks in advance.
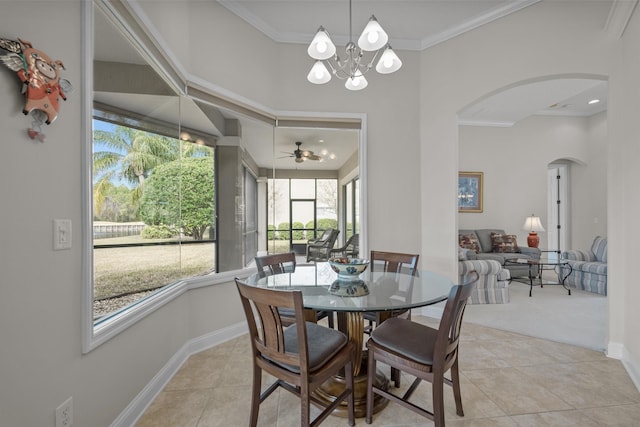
[605,0,639,39]
[420,0,540,50]
[218,0,541,52]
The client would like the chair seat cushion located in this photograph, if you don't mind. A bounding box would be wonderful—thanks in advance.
[278,322,348,373]
[370,317,437,365]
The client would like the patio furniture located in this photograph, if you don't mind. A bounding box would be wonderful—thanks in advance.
[330,233,360,258]
[306,229,340,262]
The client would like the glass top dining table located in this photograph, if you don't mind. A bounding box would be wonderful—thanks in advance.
[245,261,454,314]
[245,261,455,417]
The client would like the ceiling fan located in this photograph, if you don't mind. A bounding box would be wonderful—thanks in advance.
[282,141,322,163]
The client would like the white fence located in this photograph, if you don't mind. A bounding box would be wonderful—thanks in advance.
[93,224,145,239]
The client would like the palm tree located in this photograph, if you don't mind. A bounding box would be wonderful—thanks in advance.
[93,123,214,219]
[93,125,180,214]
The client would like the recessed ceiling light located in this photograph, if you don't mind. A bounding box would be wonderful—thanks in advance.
[588,99,600,105]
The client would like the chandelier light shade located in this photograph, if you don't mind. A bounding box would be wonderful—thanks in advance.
[307,27,336,60]
[375,45,402,74]
[307,60,332,84]
[522,214,545,248]
[345,70,368,91]
[306,0,401,90]
[357,16,388,51]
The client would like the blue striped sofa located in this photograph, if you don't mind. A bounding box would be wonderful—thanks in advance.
[459,258,511,304]
[558,236,607,295]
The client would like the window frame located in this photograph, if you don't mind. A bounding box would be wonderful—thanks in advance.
[83,0,368,353]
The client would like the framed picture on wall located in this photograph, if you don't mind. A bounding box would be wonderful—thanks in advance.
[458,172,483,213]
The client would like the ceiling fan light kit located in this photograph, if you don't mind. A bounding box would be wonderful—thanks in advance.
[306,0,402,91]
[284,141,323,163]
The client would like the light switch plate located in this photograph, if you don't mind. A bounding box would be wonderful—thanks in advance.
[53,219,72,250]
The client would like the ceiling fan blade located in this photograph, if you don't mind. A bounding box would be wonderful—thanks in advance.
[307,154,322,161]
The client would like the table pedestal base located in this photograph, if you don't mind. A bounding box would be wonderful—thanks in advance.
[314,357,389,418]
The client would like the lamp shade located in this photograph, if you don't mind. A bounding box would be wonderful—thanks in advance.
[345,71,368,91]
[357,15,388,51]
[307,27,336,60]
[307,61,332,84]
[522,215,545,232]
[375,45,402,74]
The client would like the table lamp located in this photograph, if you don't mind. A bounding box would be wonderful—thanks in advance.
[522,214,545,248]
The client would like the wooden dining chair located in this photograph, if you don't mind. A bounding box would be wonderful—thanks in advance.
[365,250,420,328]
[255,252,334,328]
[255,252,297,278]
[364,271,479,427]
[235,278,355,427]
[366,250,420,386]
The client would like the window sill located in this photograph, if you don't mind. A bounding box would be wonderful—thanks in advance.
[84,266,256,353]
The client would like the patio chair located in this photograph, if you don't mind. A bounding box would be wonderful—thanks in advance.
[306,229,340,262]
[330,233,360,258]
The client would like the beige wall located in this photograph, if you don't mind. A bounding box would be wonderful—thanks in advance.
[459,113,607,251]
[1,1,638,426]
[609,1,640,379]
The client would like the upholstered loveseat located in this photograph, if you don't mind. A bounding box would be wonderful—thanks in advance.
[558,236,607,295]
[459,256,511,304]
[459,228,541,278]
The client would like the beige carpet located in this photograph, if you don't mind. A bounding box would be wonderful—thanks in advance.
[461,278,608,351]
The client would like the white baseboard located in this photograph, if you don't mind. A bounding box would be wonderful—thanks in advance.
[621,346,640,393]
[607,341,625,359]
[109,321,248,427]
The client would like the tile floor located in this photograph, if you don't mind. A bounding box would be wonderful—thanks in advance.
[135,316,640,426]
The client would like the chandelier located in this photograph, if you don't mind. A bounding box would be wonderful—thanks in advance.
[306,0,402,91]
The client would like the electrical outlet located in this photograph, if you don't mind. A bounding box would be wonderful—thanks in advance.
[56,397,73,427]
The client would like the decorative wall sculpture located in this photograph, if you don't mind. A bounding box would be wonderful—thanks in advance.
[0,37,72,141]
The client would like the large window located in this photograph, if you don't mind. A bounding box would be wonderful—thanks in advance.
[92,111,216,323]
[85,0,364,351]
[267,178,337,254]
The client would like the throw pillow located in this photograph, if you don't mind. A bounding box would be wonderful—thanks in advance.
[458,247,467,261]
[459,233,481,253]
[490,232,520,253]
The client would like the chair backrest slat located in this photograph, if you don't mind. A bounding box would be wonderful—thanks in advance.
[236,279,307,370]
[370,251,420,276]
[255,252,297,279]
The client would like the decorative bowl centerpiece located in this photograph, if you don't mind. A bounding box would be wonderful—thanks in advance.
[328,257,370,280]
[329,279,369,297]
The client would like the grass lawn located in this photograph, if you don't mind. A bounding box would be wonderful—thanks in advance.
[93,237,300,300]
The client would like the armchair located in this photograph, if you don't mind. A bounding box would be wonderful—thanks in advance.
[330,233,359,258]
[559,236,607,295]
[306,229,340,262]
[459,257,511,304]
